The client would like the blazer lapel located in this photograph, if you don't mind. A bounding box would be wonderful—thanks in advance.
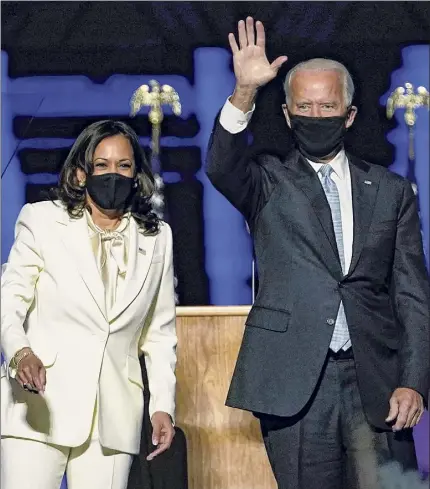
[56,212,107,320]
[109,219,157,323]
[286,152,342,275]
[347,155,380,275]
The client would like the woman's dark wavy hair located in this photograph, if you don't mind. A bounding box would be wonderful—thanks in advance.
[52,120,160,234]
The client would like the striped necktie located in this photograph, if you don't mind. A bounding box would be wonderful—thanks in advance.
[319,164,351,352]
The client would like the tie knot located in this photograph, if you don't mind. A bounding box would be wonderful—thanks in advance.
[319,164,334,178]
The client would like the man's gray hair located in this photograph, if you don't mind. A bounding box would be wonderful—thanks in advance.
[283,58,355,107]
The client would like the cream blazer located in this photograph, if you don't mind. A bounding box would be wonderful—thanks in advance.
[1,201,177,454]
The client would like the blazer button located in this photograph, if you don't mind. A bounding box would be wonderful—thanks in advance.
[326,318,335,325]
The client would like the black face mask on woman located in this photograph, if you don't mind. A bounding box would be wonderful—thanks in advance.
[289,112,349,161]
[86,173,135,211]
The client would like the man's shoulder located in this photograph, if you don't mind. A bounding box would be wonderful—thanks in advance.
[348,154,411,189]
[251,147,298,170]
[253,149,287,166]
[250,149,296,189]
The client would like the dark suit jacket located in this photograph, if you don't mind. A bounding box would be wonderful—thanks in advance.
[206,120,430,430]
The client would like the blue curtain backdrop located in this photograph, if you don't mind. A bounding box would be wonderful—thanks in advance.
[1,48,252,305]
[380,44,430,476]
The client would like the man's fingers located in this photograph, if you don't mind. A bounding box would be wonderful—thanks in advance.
[385,397,399,423]
[271,56,288,71]
[392,401,410,431]
[238,20,247,49]
[408,395,423,428]
[404,404,419,429]
[255,20,265,48]
[415,409,424,427]
[246,17,255,45]
[387,390,424,431]
[228,33,239,54]
[410,410,422,428]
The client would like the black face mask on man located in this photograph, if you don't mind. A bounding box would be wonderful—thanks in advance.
[86,173,135,211]
[288,112,350,161]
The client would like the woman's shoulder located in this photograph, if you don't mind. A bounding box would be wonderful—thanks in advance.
[136,218,172,240]
[157,220,173,243]
[19,200,68,222]
[136,220,173,253]
[158,219,172,233]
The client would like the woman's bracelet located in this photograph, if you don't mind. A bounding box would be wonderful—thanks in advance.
[11,348,34,370]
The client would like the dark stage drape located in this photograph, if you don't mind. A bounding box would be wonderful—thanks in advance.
[2,1,429,305]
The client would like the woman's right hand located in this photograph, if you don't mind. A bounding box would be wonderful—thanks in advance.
[16,349,46,393]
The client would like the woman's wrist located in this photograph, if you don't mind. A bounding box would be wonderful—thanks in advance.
[11,347,33,369]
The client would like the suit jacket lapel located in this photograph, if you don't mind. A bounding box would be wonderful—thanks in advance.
[347,154,380,275]
[56,211,107,320]
[286,152,342,275]
[108,218,157,323]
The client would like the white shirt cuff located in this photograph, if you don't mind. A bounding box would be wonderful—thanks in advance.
[219,97,255,134]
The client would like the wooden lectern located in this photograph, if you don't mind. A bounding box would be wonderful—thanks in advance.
[175,306,277,489]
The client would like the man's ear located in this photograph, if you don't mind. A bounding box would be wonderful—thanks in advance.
[282,104,292,128]
[346,105,358,129]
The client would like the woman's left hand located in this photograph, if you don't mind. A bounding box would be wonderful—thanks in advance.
[147,411,175,461]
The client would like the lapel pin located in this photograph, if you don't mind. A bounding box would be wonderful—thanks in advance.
[138,247,146,255]
[364,180,372,185]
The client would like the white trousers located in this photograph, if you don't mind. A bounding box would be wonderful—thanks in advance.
[1,401,133,489]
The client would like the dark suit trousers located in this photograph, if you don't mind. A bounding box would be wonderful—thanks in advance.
[259,354,417,489]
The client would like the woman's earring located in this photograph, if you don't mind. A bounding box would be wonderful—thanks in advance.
[133,180,138,188]
[79,180,86,188]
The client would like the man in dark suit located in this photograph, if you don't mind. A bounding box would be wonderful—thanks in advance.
[206,17,429,489]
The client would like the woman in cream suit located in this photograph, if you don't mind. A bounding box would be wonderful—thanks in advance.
[1,120,177,489]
